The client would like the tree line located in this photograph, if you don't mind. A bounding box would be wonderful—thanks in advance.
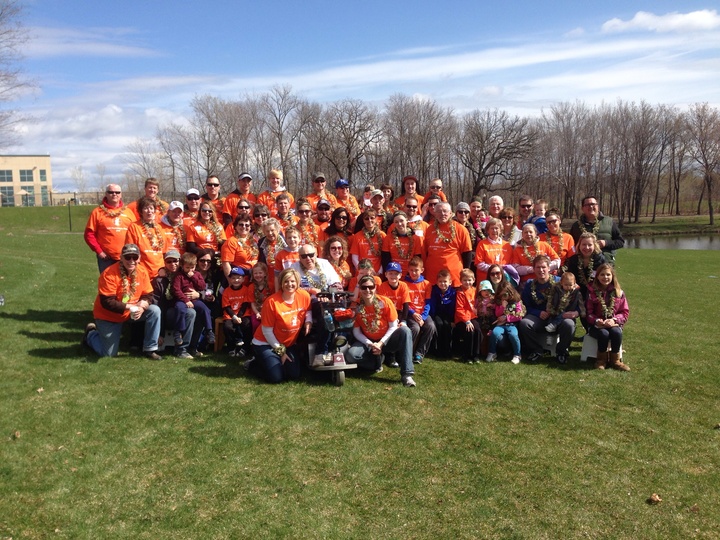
[122,85,720,225]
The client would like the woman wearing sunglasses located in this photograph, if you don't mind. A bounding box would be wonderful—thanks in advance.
[344,275,417,387]
[221,215,259,278]
[82,243,162,360]
[186,201,226,255]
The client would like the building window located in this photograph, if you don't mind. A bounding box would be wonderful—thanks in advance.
[22,186,35,206]
[20,169,34,182]
[0,186,14,206]
[40,169,48,182]
[0,170,12,183]
[41,186,50,206]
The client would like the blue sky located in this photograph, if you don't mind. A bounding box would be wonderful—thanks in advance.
[6,0,720,190]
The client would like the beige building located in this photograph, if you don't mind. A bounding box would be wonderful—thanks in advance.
[0,155,53,207]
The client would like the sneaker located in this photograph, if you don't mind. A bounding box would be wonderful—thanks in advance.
[413,354,423,364]
[465,358,475,364]
[144,351,162,360]
[311,353,326,368]
[173,331,183,346]
[511,355,521,364]
[176,350,194,360]
[190,349,204,358]
[485,352,497,363]
[243,358,254,371]
[402,375,417,387]
[205,329,216,346]
[544,323,556,333]
[234,347,247,359]
[228,349,237,358]
[82,322,96,348]
[388,361,399,368]
[526,351,543,363]
[556,354,567,365]
[374,365,384,374]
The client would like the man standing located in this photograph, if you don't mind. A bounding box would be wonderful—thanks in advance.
[84,184,136,273]
[159,201,187,255]
[570,196,625,264]
[126,178,168,220]
[423,202,473,287]
[334,179,361,226]
[202,176,225,217]
[222,173,257,226]
[517,195,534,226]
[306,173,338,213]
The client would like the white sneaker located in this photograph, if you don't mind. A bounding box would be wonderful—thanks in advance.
[545,323,556,333]
[402,375,417,387]
[511,355,521,364]
[311,353,325,367]
[485,353,497,363]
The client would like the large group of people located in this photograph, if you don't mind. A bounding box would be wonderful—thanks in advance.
[82,173,631,386]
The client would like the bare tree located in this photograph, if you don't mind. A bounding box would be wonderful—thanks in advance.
[0,0,32,148]
[686,103,720,225]
[70,165,87,193]
[122,138,165,194]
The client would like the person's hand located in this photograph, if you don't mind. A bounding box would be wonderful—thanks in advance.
[280,353,291,365]
[304,321,313,335]
[539,311,549,320]
[413,313,422,323]
[563,311,579,319]
[598,239,607,248]
[186,301,193,309]
[465,321,473,333]
[255,312,262,320]
[187,289,200,300]
[369,342,382,355]
[495,315,507,325]
[99,251,108,260]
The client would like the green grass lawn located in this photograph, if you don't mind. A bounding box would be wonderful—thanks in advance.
[1,210,719,539]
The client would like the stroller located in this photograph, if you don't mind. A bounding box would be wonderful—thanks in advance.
[308,291,357,386]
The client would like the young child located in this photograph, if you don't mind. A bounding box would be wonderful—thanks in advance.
[452,269,482,363]
[403,256,437,364]
[378,261,411,368]
[172,252,215,347]
[427,269,456,360]
[486,280,525,364]
[222,267,247,357]
[274,226,301,290]
[586,263,630,371]
[528,199,548,234]
[476,280,496,357]
[545,272,586,333]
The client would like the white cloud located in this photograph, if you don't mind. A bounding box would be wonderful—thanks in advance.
[25,26,162,58]
[602,9,720,33]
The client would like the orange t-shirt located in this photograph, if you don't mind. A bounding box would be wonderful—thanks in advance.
[203,196,225,217]
[242,281,274,316]
[455,286,478,324]
[350,230,386,273]
[222,191,257,221]
[348,274,382,292]
[377,281,411,311]
[306,192,339,212]
[159,221,188,255]
[475,239,513,281]
[256,190,294,217]
[222,285,246,320]
[296,222,321,250]
[93,263,152,323]
[405,278,432,314]
[221,235,259,271]
[186,220,227,251]
[394,194,425,209]
[381,231,424,277]
[124,222,165,278]
[542,232,575,266]
[423,221,472,287]
[276,215,299,233]
[335,194,362,220]
[274,249,301,274]
[253,289,311,347]
[511,241,559,282]
[354,295,398,342]
[84,205,136,259]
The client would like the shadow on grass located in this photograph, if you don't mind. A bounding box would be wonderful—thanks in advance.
[27,343,99,362]
[19,330,84,343]
[0,309,90,328]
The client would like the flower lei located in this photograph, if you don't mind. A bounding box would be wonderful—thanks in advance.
[548,286,573,316]
[142,221,164,251]
[543,232,563,258]
[171,223,186,250]
[120,263,139,303]
[262,236,287,267]
[185,211,198,221]
[433,220,457,244]
[156,200,169,214]
[529,280,550,306]
[520,239,539,264]
[358,295,383,336]
[594,285,617,319]
[202,219,223,247]
[503,301,526,318]
[278,214,295,230]
[392,229,415,260]
[99,202,125,218]
[164,271,176,301]
[298,221,319,247]
[577,217,601,237]
[363,227,381,257]
[301,265,328,292]
[340,195,361,217]
[235,233,259,260]
[329,260,351,285]
[577,255,595,287]
[253,281,270,307]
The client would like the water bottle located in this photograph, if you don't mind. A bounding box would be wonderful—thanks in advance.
[323,310,336,332]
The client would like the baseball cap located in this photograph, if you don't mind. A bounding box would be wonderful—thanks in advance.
[313,172,326,181]
[121,244,140,257]
[385,262,402,274]
[238,173,252,181]
[186,188,200,197]
[169,201,184,211]
[455,202,470,212]
[229,267,246,276]
[317,199,331,209]
[164,249,181,260]
[335,179,349,188]
[370,189,383,198]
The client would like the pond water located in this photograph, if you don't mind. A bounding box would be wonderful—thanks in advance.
[625,234,720,250]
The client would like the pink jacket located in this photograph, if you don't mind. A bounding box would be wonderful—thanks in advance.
[494,301,525,324]
[585,287,629,326]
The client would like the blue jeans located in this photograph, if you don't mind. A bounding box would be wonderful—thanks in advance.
[87,304,161,357]
[97,255,118,274]
[345,326,414,376]
[174,300,212,332]
[252,343,302,383]
[588,325,623,354]
[166,306,196,353]
[489,324,520,355]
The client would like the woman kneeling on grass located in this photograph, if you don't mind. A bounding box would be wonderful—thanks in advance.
[82,243,162,359]
[249,268,312,383]
[586,263,630,371]
[345,275,417,387]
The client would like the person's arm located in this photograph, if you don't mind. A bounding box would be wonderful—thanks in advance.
[353,326,371,346]
[185,242,199,254]
[84,227,103,255]
[421,298,431,321]
[605,220,625,251]
[380,250,391,270]
[99,295,126,314]
[261,326,282,349]
[461,250,473,269]
[399,302,409,322]
[378,319,399,345]
[171,275,190,303]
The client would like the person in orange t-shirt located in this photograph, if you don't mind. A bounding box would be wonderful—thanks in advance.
[126,178,168,221]
[381,212,424,277]
[475,218,513,283]
[84,184,136,273]
[344,275,417,387]
[201,175,226,217]
[305,173,339,212]
[250,268,312,383]
[124,197,166,278]
[350,209,385,274]
[423,202,473,287]
[420,178,448,204]
[83,244,162,359]
[186,201,227,254]
[452,269,482,363]
[393,175,425,210]
[256,169,294,217]
[511,223,560,283]
[159,201,188,256]
[377,262,411,322]
[222,173,257,226]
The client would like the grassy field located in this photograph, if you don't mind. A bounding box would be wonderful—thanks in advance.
[1,208,719,539]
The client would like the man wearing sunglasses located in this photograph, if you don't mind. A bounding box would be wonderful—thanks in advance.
[84,184,136,273]
[517,195,534,227]
[83,243,162,360]
[201,175,226,217]
[222,172,257,226]
[184,188,202,225]
[306,172,338,214]
[344,275,417,387]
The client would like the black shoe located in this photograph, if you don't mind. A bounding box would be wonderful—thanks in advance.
[556,354,567,365]
[144,351,162,360]
[82,323,96,348]
[205,330,216,346]
[526,351,543,363]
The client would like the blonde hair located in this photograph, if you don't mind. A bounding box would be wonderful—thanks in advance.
[268,169,283,181]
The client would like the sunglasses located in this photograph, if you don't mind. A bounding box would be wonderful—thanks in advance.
[336,215,348,221]
[501,216,514,220]
[206,183,220,187]
[405,205,417,210]
[330,245,343,250]
[490,271,502,276]
[187,195,200,201]
[300,253,316,259]
[201,209,213,213]
[254,213,268,218]
[520,204,533,209]
[238,205,250,210]
[198,258,212,263]
[359,285,376,291]
[547,219,559,224]
[123,254,139,261]
[298,209,312,214]
[237,223,252,228]
[165,258,179,263]
[430,185,442,190]
[106,191,121,195]
[428,203,438,206]
[457,210,469,214]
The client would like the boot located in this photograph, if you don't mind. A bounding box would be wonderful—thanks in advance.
[609,352,630,371]
[594,351,608,370]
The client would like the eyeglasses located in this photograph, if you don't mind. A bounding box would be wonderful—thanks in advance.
[298,209,312,214]
[123,255,139,261]
[187,195,200,201]
[254,213,268,218]
[165,258,179,263]
[501,216,514,220]
[206,183,220,187]
[198,258,212,263]
[405,205,417,210]
[330,245,343,250]
[430,185,442,190]
[313,179,326,183]
[489,271,502,276]
[201,209,213,214]
[300,252,316,259]
[583,203,598,207]
[106,191,121,195]
[359,285,376,291]
[457,210,469,214]
[336,215,348,221]
[237,223,252,228]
